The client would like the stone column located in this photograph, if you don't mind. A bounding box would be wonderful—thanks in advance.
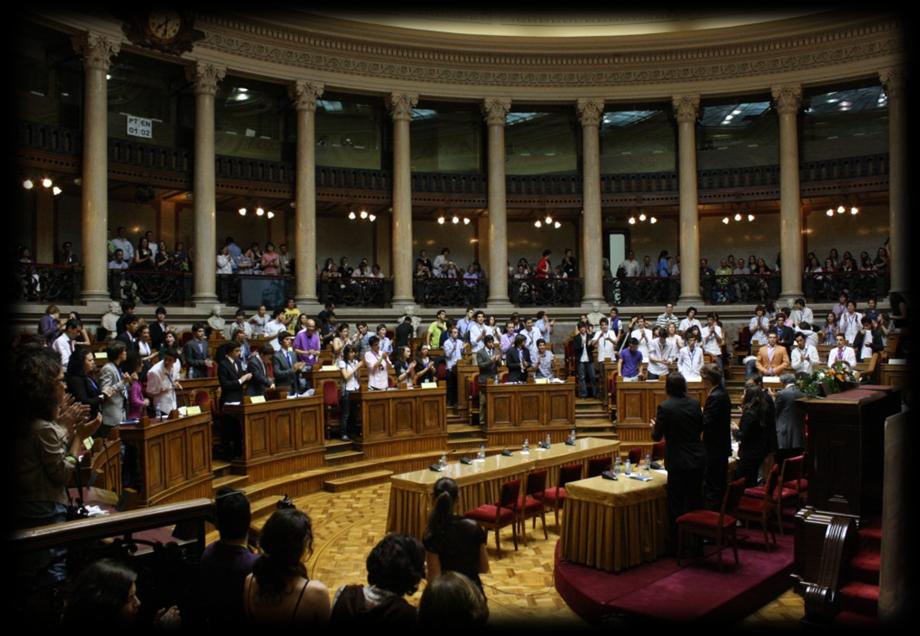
[577,98,605,308]
[773,85,804,302]
[186,62,225,306]
[880,69,907,296]
[73,32,120,304]
[386,92,418,304]
[483,97,512,308]
[290,80,324,306]
[673,95,702,303]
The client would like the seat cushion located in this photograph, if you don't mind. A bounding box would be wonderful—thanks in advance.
[735,496,770,514]
[463,505,514,524]
[784,478,809,491]
[516,495,544,514]
[535,487,566,504]
[677,510,737,529]
[744,485,799,500]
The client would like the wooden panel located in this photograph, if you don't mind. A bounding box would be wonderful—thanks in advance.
[490,392,515,429]
[272,410,295,455]
[248,413,270,460]
[364,400,390,441]
[390,397,417,437]
[547,391,574,428]
[188,426,210,479]
[166,433,187,488]
[147,437,166,495]
[297,405,324,450]
[417,393,446,434]
[517,390,545,428]
[617,389,647,426]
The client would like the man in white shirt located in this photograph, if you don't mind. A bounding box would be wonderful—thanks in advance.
[840,301,863,345]
[521,316,542,366]
[591,317,618,401]
[145,348,182,416]
[229,309,253,340]
[629,316,655,361]
[108,249,130,270]
[111,226,134,261]
[248,304,270,337]
[456,307,475,342]
[53,319,83,368]
[619,250,641,277]
[789,298,814,329]
[535,311,554,345]
[791,333,819,375]
[677,307,702,337]
[699,313,724,370]
[432,248,450,276]
[468,311,488,354]
[796,322,819,349]
[534,339,556,379]
[646,327,676,380]
[265,308,288,351]
[677,334,704,380]
[375,324,393,355]
[655,304,680,332]
[829,333,857,368]
[443,326,463,406]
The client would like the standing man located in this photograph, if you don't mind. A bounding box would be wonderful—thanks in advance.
[592,317,619,400]
[395,316,415,351]
[456,307,475,342]
[184,323,214,378]
[293,318,321,370]
[677,334,704,381]
[534,339,556,380]
[468,311,488,355]
[700,313,725,370]
[521,316,542,368]
[145,348,182,416]
[571,322,596,398]
[506,335,529,383]
[790,333,819,375]
[753,332,790,378]
[701,364,732,511]
[651,372,706,552]
[364,335,392,391]
[246,344,276,398]
[646,327,675,380]
[535,311,555,346]
[655,303,680,333]
[476,335,502,425]
[272,331,308,395]
[52,319,83,368]
[218,341,253,458]
[443,326,464,407]
[774,373,806,464]
[426,310,448,347]
[149,306,170,350]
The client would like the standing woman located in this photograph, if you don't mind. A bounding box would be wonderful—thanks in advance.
[423,477,490,596]
[261,242,281,276]
[154,240,171,269]
[393,346,416,387]
[818,312,840,346]
[737,386,769,487]
[66,346,114,420]
[337,345,364,440]
[133,236,154,270]
[136,325,157,378]
[123,351,149,421]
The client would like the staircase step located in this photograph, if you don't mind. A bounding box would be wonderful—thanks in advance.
[324,439,353,451]
[839,582,879,618]
[212,474,247,491]
[324,449,364,464]
[449,437,487,446]
[448,424,482,434]
[323,469,393,493]
[850,550,881,585]
[250,494,287,519]
[577,432,618,440]
[212,460,231,473]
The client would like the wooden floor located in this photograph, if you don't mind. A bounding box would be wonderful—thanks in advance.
[207,481,804,626]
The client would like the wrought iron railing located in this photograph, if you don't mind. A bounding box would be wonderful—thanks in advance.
[702,273,781,305]
[601,171,679,195]
[318,276,393,307]
[110,139,192,173]
[509,276,582,306]
[217,273,295,309]
[413,277,487,307]
[216,155,292,183]
[316,166,390,190]
[19,121,81,155]
[803,270,889,303]
[108,270,192,306]
[14,263,82,304]
[506,173,581,196]
[603,275,680,306]
[412,171,485,194]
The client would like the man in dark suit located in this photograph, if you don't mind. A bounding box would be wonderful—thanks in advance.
[571,321,596,398]
[273,331,308,394]
[184,322,214,379]
[116,314,140,352]
[217,342,252,458]
[476,335,502,425]
[115,301,136,336]
[651,372,706,552]
[774,373,806,463]
[395,315,415,351]
[505,334,529,383]
[747,373,778,464]
[149,306,169,350]
[701,363,732,510]
[773,311,795,351]
[246,344,276,397]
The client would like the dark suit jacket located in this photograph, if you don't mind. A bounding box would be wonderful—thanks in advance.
[651,395,706,472]
[184,338,211,378]
[66,373,105,420]
[702,384,732,460]
[476,347,499,384]
[775,325,795,352]
[272,349,298,392]
[506,346,528,383]
[739,408,768,465]
[763,389,778,454]
[395,322,415,350]
[774,385,806,450]
[571,333,595,364]
[116,331,138,352]
[218,357,246,404]
[149,321,169,350]
[246,354,273,397]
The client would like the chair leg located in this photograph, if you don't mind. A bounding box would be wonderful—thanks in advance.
[541,508,548,540]
[494,526,502,559]
[519,513,527,547]
[511,518,519,551]
[716,529,723,573]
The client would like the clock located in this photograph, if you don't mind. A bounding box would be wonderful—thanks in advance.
[148,10,183,42]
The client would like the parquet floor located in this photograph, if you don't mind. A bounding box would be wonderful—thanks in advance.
[209,482,803,626]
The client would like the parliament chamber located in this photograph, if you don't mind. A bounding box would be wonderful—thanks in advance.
[10,7,915,630]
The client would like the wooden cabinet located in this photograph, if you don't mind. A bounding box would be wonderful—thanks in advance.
[359,385,448,458]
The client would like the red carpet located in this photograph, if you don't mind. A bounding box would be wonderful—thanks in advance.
[555,531,795,624]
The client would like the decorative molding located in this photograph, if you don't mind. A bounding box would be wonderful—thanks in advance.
[772,84,803,115]
[72,32,121,72]
[385,93,419,121]
[878,67,904,99]
[482,97,512,126]
[290,80,324,111]
[672,95,700,123]
[185,61,226,96]
[576,98,605,127]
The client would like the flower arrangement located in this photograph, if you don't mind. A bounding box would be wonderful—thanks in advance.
[796,362,862,396]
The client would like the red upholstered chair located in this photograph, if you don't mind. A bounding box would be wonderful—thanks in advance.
[651,441,666,461]
[388,374,397,388]
[784,452,809,504]
[463,479,521,558]
[435,361,448,382]
[587,456,612,478]
[533,463,582,529]
[194,390,213,414]
[322,380,340,438]
[734,463,783,549]
[676,477,747,571]
[745,455,803,532]
[518,470,549,543]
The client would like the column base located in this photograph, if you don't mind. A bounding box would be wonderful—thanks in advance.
[580,297,605,311]
[81,290,112,305]
[678,294,703,305]
[294,295,319,306]
[486,298,513,311]
[779,293,804,307]
[192,295,219,309]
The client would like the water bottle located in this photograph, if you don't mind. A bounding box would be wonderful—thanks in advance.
[545,433,552,448]
[614,455,622,474]
[477,444,485,460]
[439,454,447,469]
[523,437,529,453]
[625,458,632,475]
[569,428,576,444]
[645,453,652,471]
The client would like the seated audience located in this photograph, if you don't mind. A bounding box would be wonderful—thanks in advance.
[61,559,145,627]
[418,571,489,629]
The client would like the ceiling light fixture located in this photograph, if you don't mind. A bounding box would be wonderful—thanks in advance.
[452,216,460,224]
[722,217,730,224]
[369,214,376,222]
[52,186,62,196]
[360,210,368,219]
[554,221,561,229]
[628,217,636,225]
[534,220,542,228]
[649,216,657,224]
[463,217,471,225]
[267,210,275,219]
[639,213,647,222]
[238,207,247,216]
[23,179,34,190]
[437,216,445,224]
[826,208,835,217]
[734,213,742,222]
[850,207,859,215]
[348,211,357,220]
[256,207,265,216]
[42,178,53,188]
[748,214,755,222]
[545,215,553,225]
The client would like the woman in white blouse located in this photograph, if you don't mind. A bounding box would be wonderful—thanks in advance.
[749,305,770,346]
[216,246,234,275]
[665,322,684,351]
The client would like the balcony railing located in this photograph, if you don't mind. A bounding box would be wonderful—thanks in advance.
[14,263,82,304]
[509,276,583,307]
[110,139,192,173]
[701,273,781,305]
[318,276,393,307]
[413,277,487,307]
[316,166,390,190]
[19,121,81,155]
[108,270,193,306]
[803,270,889,303]
[604,276,680,306]
[217,273,295,309]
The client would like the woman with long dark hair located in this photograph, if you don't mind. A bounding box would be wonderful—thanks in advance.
[422,477,489,595]
[62,559,140,626]
[243,508,330,624]
[737,385,769,487]
[66,346,113,420]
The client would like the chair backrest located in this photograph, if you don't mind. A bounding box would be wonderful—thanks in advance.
[558,463,583,487]
[436,361,448,381]
[783,454,805,490]
[525,470,547,496]
[765,463,784,503]
[499,479,521,508]
[587,457,611,478]
[651,441,666,461]
[388,374,396,388]
[469,379,479,399]
[724,477,747,516]
[627,448,641,464]
[194,390,210,410]
[322,380,339,407]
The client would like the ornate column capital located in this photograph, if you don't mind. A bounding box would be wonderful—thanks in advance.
[185,62,227,96]
[879,67,904,99]
[576,98,605,128]
[672,95,700,123]
[72,32,120,72]
[482,97,512,126]
[290,80,324,111]
[386,93,419,121]
[771,84,803,115]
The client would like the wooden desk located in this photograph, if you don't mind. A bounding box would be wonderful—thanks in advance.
[360,385,448,459]
[560,471,669,572]
[119,412,213,507]
[878,363,908,403]
[387,437,620,538]
[221,394,325,482]
[482,381,576,447]
[616,379,710,444]
[89,433,122,493]
[176,377,221,410]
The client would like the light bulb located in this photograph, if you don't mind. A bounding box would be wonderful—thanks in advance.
[649,217,657,224]
[628,217,636,225]
[360,210,368,219]
[348,211,357,220]
[238,207,247,216]
[545,215,553,224]
[52,186,62,196]
[850,207,859,215]
[106,74,111,80]
[826,209,834,217]
[42,178,53,188]
[256,207,265,216]
[535,220,542,228]
[722,217,730,224]
[267,211,275,219]
[369,214,376,222]
[748,214,755,222]
[437,216,445,224]
[639,213,647,222]
[23,179,34,190]
[463,217,470,225]
[554,221,561,229]
[734,213,742,222]
[837,205,845,214]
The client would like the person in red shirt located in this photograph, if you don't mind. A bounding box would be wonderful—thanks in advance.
[534,249,551,279]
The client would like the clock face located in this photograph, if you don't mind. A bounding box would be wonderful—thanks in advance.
[148,11,182,41]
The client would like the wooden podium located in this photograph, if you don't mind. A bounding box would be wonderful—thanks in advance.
[615,379,710,445]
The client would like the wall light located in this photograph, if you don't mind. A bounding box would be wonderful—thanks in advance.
[545,215,553,225]
[534,220,542,228]
[722,217,730,224]
[463,217,471,225]
[23,179,34,190]
[52,186,62,196]
[437,216,445,224]
[452,216,460,224]
[42,178,53,188]
[256,207,265,216]
[267,210,275,219]
[238,207,247,216]
[649,216,657,224]
[348,211,357,220]
[554,221,561,229]
[369,214,376,222]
